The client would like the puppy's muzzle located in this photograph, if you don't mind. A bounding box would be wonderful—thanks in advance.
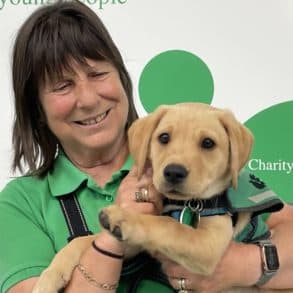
[164,164,188,184]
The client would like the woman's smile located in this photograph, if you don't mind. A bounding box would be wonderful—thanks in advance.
[74,109,110,127]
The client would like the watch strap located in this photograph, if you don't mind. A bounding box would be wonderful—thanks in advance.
[256,270,276,286]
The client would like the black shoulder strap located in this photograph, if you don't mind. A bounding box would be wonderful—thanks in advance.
[58,192,93,242]
[58,193,173,292]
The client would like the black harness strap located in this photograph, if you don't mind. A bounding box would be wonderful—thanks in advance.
[58,193,173,292]
[58,193,93,242]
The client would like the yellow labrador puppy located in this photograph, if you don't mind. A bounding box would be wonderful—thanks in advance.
[33,103,276,292]
[99,102,253,274]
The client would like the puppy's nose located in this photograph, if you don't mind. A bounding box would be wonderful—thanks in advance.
[164,164,188,184]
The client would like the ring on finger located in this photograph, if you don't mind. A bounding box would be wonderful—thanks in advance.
[135,187,149,202]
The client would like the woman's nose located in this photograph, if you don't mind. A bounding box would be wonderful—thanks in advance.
[76,80,99,108]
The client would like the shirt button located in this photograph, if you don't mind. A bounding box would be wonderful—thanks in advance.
[106,195,113,202]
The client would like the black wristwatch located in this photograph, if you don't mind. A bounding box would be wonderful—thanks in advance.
[255,239,280,286]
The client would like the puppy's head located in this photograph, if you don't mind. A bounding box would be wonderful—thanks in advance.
[128,103,253,200]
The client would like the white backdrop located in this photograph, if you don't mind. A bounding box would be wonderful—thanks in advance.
[0,0,292,200]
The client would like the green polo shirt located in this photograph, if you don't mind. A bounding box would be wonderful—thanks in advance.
[0,152,132,293]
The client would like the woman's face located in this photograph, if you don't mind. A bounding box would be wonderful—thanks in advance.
[39,59,129,158]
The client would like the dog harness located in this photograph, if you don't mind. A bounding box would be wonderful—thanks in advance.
[163,170,284,242]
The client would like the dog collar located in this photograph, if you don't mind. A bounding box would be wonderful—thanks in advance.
[163,192,231,227]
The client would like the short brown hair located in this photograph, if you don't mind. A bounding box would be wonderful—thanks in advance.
[12,0,137,176]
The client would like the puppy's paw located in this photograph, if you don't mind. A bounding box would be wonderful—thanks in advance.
[99,205,139,243]
[32,268,68,293]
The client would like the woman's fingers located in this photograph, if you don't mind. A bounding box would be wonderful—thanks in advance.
[116,165,162,214]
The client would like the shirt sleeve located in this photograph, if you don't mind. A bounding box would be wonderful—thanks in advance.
[0,181,55,293]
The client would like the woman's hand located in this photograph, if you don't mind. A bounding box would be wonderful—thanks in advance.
[95,166,162,256]
[159,241,262,293]
[115,166,163,215]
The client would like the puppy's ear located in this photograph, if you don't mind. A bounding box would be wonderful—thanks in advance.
[128,106,168,178]
[218,110,254,189]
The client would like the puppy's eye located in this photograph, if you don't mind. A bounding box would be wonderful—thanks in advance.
[158,133,170,144]
[201,138,215,149]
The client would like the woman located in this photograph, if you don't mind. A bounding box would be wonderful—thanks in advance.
[0,1,163,292]
[0,1,293,292]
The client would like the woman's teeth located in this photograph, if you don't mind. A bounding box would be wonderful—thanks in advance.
[79,111,107,125]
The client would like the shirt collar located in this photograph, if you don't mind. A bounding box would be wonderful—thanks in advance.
[48,152,133,197]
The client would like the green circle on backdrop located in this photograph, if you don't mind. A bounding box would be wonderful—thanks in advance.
[245,101,293,203]
[139,50,214,113]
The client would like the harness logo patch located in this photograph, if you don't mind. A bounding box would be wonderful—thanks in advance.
[249,174,266,189]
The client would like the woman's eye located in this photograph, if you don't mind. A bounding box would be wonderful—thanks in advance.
[89,71,107,78]
[201,138,216,149]
[53,81,72,92]
[158,133,170,144]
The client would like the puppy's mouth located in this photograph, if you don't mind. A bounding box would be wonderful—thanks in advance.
[166,193,189,200]
[162,187,194,200]
[157,181,204,200]
[75,109,110,126]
